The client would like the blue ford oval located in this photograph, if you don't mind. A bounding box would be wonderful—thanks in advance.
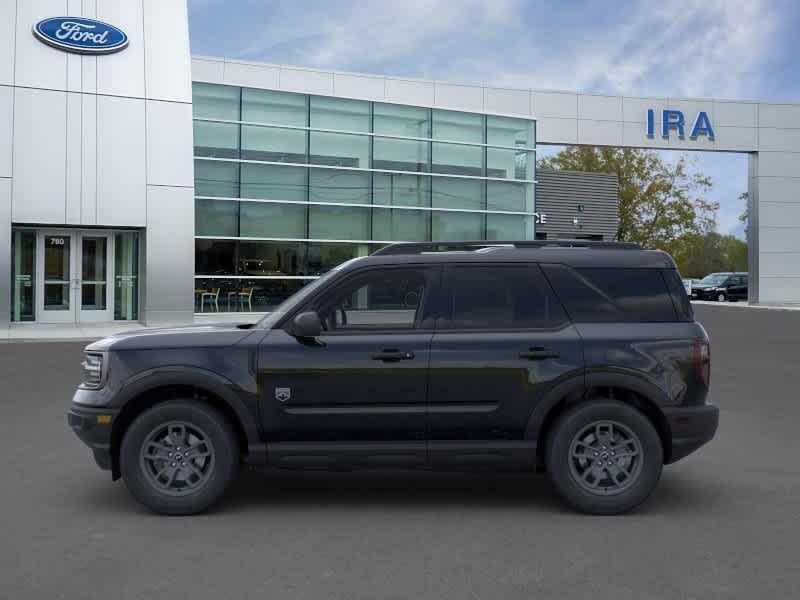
[33,17,128,55]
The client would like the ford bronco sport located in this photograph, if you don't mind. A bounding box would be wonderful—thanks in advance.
[68,240,718,515]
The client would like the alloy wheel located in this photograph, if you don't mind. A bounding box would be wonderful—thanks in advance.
[567,420,644,496]
[139,421,216,496]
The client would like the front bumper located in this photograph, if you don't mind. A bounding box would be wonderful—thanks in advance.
[67,404,120,471]
[663,403,719,463]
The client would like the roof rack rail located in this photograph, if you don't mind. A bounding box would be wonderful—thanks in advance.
[372,239,642,256]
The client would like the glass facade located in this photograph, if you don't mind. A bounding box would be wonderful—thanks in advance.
[192,82,536,311]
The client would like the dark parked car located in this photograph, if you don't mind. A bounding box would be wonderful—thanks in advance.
[691,272,748,302]
[68,240,718,516]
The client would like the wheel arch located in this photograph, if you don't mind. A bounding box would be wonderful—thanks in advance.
[527,372,673,466]
[109,367,265,479]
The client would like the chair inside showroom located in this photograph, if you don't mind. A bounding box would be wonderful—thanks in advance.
[200,288,220,312]
[238,287,254,312]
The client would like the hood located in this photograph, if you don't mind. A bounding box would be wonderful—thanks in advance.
[86,322,259,351]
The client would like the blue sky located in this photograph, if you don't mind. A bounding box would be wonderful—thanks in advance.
[188,0,800,239]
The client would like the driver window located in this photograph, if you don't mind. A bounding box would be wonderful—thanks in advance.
[317,268,428,331]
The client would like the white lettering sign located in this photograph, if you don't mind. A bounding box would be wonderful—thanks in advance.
[54,21,110,45]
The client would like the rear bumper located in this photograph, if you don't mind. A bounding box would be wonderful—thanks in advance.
[663,403,719,463]
[67,404,119,471]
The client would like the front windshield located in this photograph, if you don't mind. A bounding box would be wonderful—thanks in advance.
[256,257,365,329]
[699,274,728,286]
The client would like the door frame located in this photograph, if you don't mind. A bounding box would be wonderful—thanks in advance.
[35,229,116,324]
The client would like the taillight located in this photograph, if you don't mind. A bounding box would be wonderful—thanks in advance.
[694,338,710,387]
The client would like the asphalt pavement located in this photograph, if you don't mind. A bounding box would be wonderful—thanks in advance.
[1,303,799,599]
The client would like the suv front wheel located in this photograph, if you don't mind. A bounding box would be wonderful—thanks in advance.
[120,400,239,515]
[546,399,663,515]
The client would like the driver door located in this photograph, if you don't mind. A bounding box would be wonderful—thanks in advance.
[257,265,438,464]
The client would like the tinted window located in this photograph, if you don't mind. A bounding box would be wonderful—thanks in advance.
[315,268,429,331]
[543,265,678,322]
[440,265,567,330]
[661,269,694,322]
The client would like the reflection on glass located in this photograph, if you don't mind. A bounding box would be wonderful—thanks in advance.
[192,83,240,120]
[431,142,483,176]
[11,230,35,322]
[487,214,533,240]
[486,181,534,212]
[239,202,307,239]
[373,173,429,207]
[373,137,428,172]
[195,240,236,275]
[431,177,483,210]
[372,208,429,241]
[114,232,139,320]
[195,160,239,198]
[242,88,307,126]
[309,168,370,204]
[238,241,304,276]
[432,110,483,143]
[193,121,239,158]
[307,242,372,275]
[196,199,239,237]
[81,237,107,311]
[373,103,429,137]
[309,205,370,240]
[241,125,306,163]
[486,116,534,148]
[432,211,484,241]
[310,96,369,131]
[309,132,369,168]
[486,149,533,180]
[44,235,70,311]
[241,163,306,201]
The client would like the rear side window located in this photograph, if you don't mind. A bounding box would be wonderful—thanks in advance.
[439,265,568,330]
[661,269,694,322]
[542,265,679,323]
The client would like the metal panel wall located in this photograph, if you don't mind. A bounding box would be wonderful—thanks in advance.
[535,170,619,241]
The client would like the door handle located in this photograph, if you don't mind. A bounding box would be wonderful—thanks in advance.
[519,347,560,360]
[372,349,415,362]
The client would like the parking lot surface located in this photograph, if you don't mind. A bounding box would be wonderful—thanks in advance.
[2,304,799,599]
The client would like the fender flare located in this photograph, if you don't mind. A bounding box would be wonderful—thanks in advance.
[111,366,264,461]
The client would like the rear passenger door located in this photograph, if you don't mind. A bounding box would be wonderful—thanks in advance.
[426,264,584,466]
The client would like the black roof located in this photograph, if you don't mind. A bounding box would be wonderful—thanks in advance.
[350,240,677,270]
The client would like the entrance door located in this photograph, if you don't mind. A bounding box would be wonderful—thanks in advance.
[36,231,114,323]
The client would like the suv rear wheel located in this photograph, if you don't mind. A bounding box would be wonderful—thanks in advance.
[120,400,239,515]
[546,399,663,515]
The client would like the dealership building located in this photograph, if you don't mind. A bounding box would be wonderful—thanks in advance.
[2,1,799,329]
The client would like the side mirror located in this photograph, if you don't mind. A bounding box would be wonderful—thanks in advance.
[290,311,322,339]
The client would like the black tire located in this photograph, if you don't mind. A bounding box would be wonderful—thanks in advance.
[545,399,663,515]
[120,400,239,515]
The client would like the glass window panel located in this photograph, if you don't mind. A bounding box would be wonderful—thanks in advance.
[373,137,428,172]
[431,177,483,210]
[307,242,373,276]
[44,235,71,311]
[249,279,308,311]
[194,160,239,198]
[372,208,429,241]
[193,121,239,158]
[486,116,534,148]
[431,142,483,176]
[486,214,533,240]
[241,163,306,201]
[195,240,236,275]
[309,131,369,168]
[11,230,35,322]
[238,241,305,276]
[239,202,307,239]
[309,205,370,240]
[373,173,429,207]
[193,277,233,313]
[374,103,429,137]
[114,232,139,321]
[241,125,306,163]
[192,83,240,120]
[241,88,307,126]
[486,181,534,212]
[432,211,484,241]
[80,237,107,312]
[309,168,370,204]
[196,199,238,237]
[486,149,533,180]
[310,96,369,131]
[432,110,483,143]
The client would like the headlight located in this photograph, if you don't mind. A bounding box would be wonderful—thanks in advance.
[80,352,107,389]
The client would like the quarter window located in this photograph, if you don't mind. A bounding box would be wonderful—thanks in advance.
[440,265,567,329]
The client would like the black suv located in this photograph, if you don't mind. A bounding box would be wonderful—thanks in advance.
[691,272,748,302]
[68,241,718,515]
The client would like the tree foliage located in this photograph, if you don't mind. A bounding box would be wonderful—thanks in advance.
[665,232,748,278]
[538,146,718,248]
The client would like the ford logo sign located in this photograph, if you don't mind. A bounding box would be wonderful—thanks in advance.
[33,17,128,55]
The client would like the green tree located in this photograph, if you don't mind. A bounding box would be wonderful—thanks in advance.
[666,232,748,278]
[538,146,718,248]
